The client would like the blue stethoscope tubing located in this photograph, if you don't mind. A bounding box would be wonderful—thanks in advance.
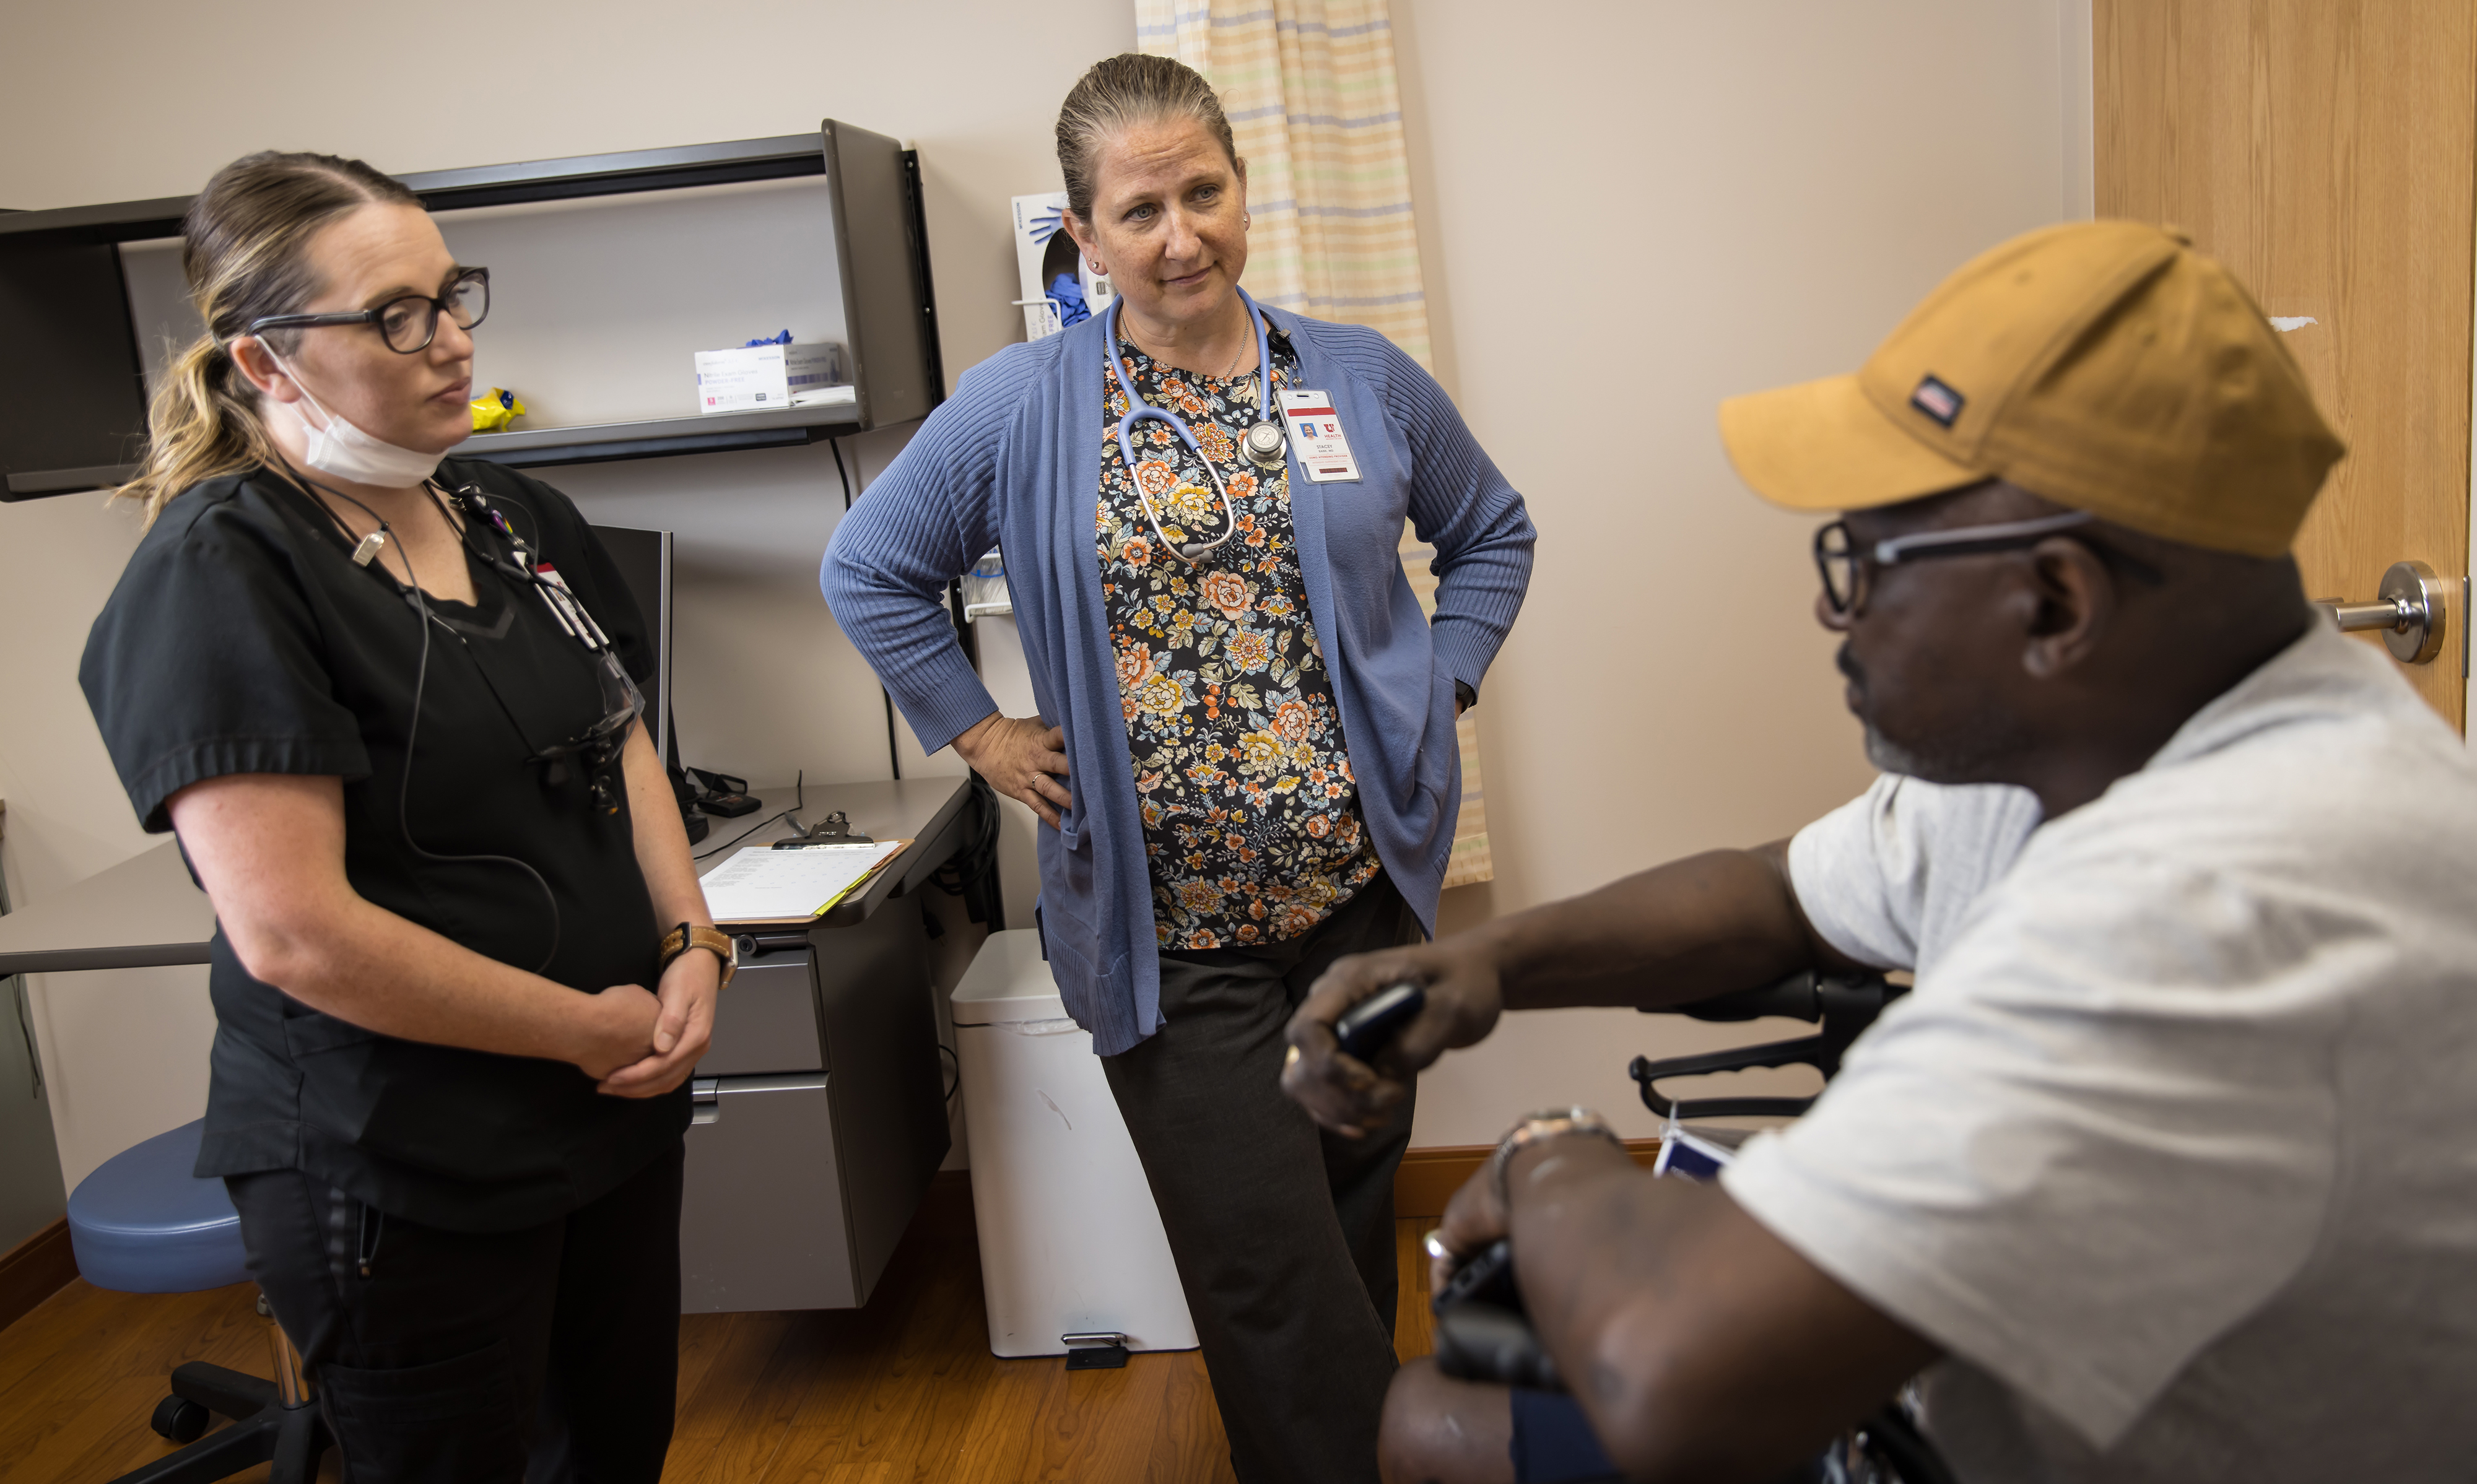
[1106,285,1283,565]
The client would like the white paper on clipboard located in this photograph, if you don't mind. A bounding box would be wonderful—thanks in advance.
[698,839,908,924]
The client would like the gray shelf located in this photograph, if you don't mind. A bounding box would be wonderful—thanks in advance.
[1,124,942,500]
[2,397,869,496]
[454,397,863,471]
[468,396,856,454]
[6,463,140,498]
[0,136,835,244]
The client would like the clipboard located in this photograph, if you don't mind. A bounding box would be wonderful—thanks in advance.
[697,838,912,926]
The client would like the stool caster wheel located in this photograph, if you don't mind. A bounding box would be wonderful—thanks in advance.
[150,1393,211,1443]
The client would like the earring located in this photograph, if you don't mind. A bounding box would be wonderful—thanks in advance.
[1242,214,1252,227]
[1089,260,1105,274]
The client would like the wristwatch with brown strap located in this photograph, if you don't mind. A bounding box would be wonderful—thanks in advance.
[658,922,736,988]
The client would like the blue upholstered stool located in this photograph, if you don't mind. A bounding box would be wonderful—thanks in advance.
[67,1119,329,1483]
[67,1121,252,1293]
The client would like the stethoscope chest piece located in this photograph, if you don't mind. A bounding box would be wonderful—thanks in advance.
[1243,421,1287,469]
[1110,289,1290,566]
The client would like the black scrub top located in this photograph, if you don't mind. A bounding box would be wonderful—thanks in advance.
[79,456,688,1233]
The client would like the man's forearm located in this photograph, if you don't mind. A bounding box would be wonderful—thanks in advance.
[1475,842,1850,1012]
[1501,1137,1938,1482]
[1504,1135,1687,1361]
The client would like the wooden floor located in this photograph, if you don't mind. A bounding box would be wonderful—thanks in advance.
[0,1174,1439,1483]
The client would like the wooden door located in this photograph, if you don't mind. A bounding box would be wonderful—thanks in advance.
[2095,0,2477,729]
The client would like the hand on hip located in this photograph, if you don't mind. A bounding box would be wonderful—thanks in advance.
[956,713,1073,827]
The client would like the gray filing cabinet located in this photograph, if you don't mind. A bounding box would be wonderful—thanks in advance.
[678,779,965,1313]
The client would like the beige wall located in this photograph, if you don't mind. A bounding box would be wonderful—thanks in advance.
[0,492,206,1193]
[0,0,2090,1184]
[1390,0,2089,1143]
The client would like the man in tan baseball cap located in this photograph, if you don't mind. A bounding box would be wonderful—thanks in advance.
[1710,218,2354,786]
[1286,222,2477,1484]
[1720,218,2343,555]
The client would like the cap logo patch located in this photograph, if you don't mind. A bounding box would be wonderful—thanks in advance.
[1910,374,1965,428]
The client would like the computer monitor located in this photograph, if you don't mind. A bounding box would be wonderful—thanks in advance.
[590,524,673,764]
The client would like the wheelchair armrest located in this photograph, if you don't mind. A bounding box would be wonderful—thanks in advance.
[1661,971,1826,1024]
[1630,971,1904,1122]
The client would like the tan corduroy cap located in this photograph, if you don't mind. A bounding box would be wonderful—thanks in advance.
[1718,220,2345,557]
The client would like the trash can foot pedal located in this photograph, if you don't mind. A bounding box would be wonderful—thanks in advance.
[1063,1332,1130,1369]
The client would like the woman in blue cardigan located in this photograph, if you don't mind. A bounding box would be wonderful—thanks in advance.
[822,54,1533,1482]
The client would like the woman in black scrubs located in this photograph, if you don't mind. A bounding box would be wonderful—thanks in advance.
[78,151,723,1484]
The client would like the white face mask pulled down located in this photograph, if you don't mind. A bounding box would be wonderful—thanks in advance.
[266,350,445,488]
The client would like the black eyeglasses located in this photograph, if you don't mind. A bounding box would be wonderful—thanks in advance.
[1813,510,2097,615]
[248,267,490,354]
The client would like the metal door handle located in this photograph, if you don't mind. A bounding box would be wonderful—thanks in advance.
[2314,560,2449,664]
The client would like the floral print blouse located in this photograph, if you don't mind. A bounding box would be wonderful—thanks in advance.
[1100,324,1381,950]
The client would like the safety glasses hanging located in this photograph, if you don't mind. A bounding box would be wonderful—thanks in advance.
[248,267,490,355]
[518,562,642,804]
[451,487,644,805]
[530,650,643,810]
[1812,510,2095,615]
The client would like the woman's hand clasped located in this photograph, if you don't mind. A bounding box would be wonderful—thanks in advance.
[570,983,663,1082]
[582,947,721,1098]
[956,712,1073,828]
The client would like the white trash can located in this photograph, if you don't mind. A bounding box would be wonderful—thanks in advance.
[951,929,1198,1357]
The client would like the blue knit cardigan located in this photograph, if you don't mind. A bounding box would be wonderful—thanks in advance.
[821,305,1535,1054]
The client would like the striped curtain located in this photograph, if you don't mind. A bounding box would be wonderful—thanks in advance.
[1135,0,1495,888]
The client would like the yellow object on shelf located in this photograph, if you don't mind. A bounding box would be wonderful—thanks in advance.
[470,388,526,432]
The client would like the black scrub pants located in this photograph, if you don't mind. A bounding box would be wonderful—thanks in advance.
[224,1140,684,1484]
[1102,873,1424,1484]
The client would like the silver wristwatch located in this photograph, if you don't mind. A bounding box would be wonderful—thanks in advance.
[1490,1106,1625,1203]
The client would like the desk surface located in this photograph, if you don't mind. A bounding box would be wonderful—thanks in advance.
[695,776,973,931]
[0,775,972,976]
[0,840,215,976]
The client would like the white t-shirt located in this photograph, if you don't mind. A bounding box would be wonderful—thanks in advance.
[1725,623,2477,1483]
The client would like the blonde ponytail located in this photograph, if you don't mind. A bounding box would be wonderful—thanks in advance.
[117,331,284,526]
[112,150,421,527]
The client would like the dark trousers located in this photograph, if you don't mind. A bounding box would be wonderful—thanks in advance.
[1103,874,1424,1484]
[224,1142,684,1484]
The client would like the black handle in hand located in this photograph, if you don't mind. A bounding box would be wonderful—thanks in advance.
[1434,1303,1564,1392]
[1334,981,1426,1061]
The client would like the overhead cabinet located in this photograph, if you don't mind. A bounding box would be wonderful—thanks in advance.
[0,122,941,500]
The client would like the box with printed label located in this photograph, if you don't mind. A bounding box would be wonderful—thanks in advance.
[693,341,848,415]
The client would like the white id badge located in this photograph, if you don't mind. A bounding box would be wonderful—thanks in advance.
[1652,1126,1736,1183]
[1278,389,1362,484]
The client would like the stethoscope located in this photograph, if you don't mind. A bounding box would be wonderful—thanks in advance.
[1107,285,1288,565]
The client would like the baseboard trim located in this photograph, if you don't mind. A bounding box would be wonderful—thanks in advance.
[1393,1140,1663,1220]
[0,1217,77,1333]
